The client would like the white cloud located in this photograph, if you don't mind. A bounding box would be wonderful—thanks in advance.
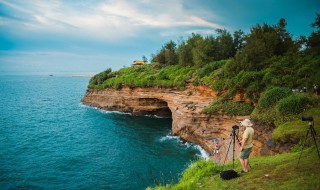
[0,0,222,41]
[99,0,221,28]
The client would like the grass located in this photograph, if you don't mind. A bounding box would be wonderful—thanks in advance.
[272,108,320,144]
[149,147,320,190]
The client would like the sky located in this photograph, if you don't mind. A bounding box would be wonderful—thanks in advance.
[0,0,319,75]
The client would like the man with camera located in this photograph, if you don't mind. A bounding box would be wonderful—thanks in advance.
[239,119,254,173]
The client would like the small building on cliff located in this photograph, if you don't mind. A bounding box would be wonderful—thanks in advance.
[132,60,147,66]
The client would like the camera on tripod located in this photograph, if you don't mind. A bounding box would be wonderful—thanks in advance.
[232,125,239,130]
[229,125,239,136]
[302,116,313,121]
[297,115,320,166]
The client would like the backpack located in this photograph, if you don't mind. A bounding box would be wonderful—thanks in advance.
[220,170,239,180]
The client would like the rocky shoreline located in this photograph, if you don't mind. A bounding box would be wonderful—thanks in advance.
[82,85,279,163]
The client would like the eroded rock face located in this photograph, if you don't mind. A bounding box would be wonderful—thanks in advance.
[82,85,277,163]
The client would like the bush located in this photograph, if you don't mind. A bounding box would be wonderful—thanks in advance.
[90,64,195,89]
[229,71,263,90]
[89,68,113,87]
[203,101,222,114]
[223,101,255,116]
[250,105,277,125]
[245,80,263,102]
[203,100,254,116]
[277,94,314,115]
[212,79,226,91]
[194,60,226,79]
[193,60,226,86]
[252,88,316,125]
[258,87,292,109]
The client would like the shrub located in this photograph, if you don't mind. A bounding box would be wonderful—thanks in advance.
[91,64,195,89]
[194,60,226,79]
[202,101,222,114]
[229,71,263,90]
[89,68,113,87]
[250,105,277,125]
[212,79,226,91]
[277,94,314,115]
[245,80,263,102]
[203,100,254,116]
[222,101,254,116]
[193,60,226,86]
[258,87,292,109]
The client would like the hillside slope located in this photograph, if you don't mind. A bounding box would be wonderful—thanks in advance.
[149,147,320,190]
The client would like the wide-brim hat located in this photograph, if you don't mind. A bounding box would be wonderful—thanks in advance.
[240,119,253,126]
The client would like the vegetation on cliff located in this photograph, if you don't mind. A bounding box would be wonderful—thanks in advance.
[89,13,320,123]
[89,65,195,90]
[202,98,254,116]
[90,14,320,101]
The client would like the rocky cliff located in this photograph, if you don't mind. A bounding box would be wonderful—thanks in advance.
[82,85,277,163]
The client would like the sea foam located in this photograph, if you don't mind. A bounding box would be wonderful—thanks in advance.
[159,133,209,159]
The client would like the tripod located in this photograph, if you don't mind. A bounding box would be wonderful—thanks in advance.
[221,126,252,171]
[297,117,320,166]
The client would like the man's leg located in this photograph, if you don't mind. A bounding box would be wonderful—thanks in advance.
[244,158,249,172]
[240,159,246,172]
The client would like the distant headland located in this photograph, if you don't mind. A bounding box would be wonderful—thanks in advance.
[72,74,93,78]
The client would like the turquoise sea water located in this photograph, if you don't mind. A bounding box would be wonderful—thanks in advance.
[0,75,207,190]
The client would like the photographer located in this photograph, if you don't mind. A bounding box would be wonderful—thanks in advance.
[239,119,254,173]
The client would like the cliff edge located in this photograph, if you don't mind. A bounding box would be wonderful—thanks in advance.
[82,85,276,163]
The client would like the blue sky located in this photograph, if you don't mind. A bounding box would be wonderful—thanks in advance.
[0,0,319,75]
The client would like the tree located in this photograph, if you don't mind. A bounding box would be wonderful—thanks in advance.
[233,29,245,51]
[215,29,236,60]
[177,40,193,66]
[311,13,320,29]
[142,55,148,63]
[151,40,178,65]
[151,47,166,64]
[164,40,178,65]
[307,13,320,54]
[191,35,213,68]
[275,18,295,54]
[233,19,295,71]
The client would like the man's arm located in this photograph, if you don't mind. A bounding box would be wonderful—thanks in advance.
[239,138,247,152]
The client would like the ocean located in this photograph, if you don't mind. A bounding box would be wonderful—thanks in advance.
[0,75,208,190]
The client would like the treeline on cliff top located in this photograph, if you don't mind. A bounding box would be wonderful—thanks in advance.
[89,14,320,99]
[89,14,320,122]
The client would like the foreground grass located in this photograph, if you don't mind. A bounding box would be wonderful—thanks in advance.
[148,147,320,190]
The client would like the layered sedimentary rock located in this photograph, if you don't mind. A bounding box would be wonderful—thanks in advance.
[82,85,276,163]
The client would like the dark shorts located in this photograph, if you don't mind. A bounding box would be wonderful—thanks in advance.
[239,147,252,159]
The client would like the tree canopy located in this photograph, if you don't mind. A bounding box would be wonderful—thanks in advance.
[90,14,320,103]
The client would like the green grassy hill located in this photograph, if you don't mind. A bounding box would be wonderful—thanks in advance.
[148,147,320,190]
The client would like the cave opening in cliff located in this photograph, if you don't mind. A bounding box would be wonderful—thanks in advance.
[137,98,172,118]
[154,101,172,118]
